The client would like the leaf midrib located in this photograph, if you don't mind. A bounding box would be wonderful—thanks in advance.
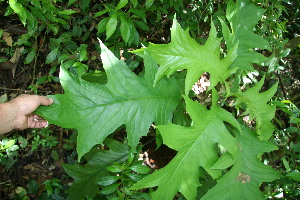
[66,95,179,111]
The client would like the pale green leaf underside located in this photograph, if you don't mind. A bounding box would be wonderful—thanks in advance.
[235,77,278,140]
[37,41,181,159]
[131,96,240,200]
[133,17,238,95]
[202,127,281,200]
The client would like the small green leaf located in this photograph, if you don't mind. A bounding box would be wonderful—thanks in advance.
[115,0,128,10]
[129,164,151,174]
[27,180,40,195]
[97,176,120,186]
[80,0,90,13]
[58,9,77,15]
[120,16,131,43]
[24,48,36,64]
[3,139,16,149]
[282,157,290,172]
[46,48,59,64]
[18,136,28,148]
[79,49,87,61]
[26,10,38,33]
[211,152,235,170]
[286,171,300,182]
[0,58,8,63]
[9,0,27,25]
[106,14,118,39]
[146,0,154,9]
[131,0,137,7]
[97,18,109,33]
[94,9,108,18]
[47,23,59,35]
[134,20,150,31]
[106,164,127,173]
[51,150,60,161]
[100,183,121,194]
[291,142,300,153]
[81,70,107,85]
[125,172,145,182]
[128,60,140,70]
[67,0,77,7]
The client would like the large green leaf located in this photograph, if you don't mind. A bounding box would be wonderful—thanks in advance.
[130,91,241,200]
[235,77,278,140]
[36,41,181,159]
[64,139,129,200]
[220,0,271,70]
[201,127,281,200]
[133,17,238,95]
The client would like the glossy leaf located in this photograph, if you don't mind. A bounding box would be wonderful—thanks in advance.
[120,16,131,43]
[116,0,128,10]
[106,14,118,39]
[97,17,109,33]
[37,41,181,159]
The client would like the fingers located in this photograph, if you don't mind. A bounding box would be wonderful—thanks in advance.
[29,121,48,129]
[35,95,54,106]
[27,114,49,129]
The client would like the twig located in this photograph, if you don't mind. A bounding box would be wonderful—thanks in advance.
[277,72,288,99]
[0,87,31,92]
[0,87,51,93]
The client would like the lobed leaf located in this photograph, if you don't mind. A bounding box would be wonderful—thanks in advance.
[131,93,240,200]
[220,0,271,70]
[235,77,278,140]
[133,17,238,95]
[36,40,181,160]
[201,127,281,200]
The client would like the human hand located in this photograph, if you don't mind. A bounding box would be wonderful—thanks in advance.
[0,94,53,134]
[9,94,54,130]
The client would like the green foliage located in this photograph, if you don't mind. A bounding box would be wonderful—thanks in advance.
[234,76,278,140]
[34,0,288,198]
[30,128,59,152]
[37,41,181,160]
[201,127,281,200]
[0,136,27,169]
[2,0,298,199]
[220,0,271,70]
[133,17,238,95]
[63,139,130,200]
[43,179,63,197]
[131,94,241,199]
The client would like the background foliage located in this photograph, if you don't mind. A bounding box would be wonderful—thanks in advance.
[0,0,299,199]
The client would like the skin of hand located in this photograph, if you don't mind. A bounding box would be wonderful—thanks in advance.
[0,94,53,135]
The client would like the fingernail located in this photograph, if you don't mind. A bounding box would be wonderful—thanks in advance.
[45,121,49,128]
[47,98,54,103]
